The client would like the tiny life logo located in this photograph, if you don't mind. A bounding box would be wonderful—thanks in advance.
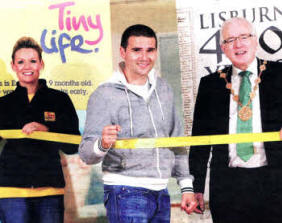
[40,1,103,63]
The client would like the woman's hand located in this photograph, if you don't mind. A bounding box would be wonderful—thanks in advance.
[22,122,49,135]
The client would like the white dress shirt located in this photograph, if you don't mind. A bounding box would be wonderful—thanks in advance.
[228,59,268,168]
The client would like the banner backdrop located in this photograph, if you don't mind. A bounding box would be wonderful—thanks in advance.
[176,0,282,135]
[0,0,112,132]
[176,1,282,221]
[0,1,111,222]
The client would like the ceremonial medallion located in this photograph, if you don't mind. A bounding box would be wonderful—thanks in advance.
[218,60,267,122]
[238,106,252,121]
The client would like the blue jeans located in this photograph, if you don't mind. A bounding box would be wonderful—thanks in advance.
[0,195,64,223]
[104,185,170,223]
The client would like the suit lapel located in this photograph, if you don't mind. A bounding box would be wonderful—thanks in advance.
[222,66,232,134]
[257,59,268,133]
[210,67,232,167]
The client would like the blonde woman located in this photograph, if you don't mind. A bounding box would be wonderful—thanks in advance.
[0,37,80,223]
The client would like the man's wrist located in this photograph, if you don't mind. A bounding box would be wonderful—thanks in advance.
[181,187,194,193]
[98,139,108,152]
[179,178,194,193]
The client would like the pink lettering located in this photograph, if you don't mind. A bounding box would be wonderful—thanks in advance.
[66,10,72,31]
[72,16,89,31]
[48,1,104,46]
[49,2,75,30]
[85,15,103,45]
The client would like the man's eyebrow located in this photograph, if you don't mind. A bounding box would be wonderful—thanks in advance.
[130,47,156,51]
[131,47,142,50]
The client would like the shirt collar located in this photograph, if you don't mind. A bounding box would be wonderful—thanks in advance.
[232,59,258,77]
[116,61,156,86]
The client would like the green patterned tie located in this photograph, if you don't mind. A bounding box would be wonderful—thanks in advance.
[236,71,253,161]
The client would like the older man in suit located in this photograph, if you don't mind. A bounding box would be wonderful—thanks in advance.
[189,17,282,223]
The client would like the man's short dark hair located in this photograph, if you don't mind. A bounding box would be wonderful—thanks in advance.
[121,24,157,49]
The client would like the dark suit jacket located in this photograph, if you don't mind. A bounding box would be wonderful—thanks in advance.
[189,59,282,193]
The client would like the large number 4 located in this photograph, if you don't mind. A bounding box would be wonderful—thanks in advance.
[199,30,224,64]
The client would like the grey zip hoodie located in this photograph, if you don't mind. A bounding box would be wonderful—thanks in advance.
[79,64,193,192]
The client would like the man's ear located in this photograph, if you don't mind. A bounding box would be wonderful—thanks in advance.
[220,44,226,54]
[120,46,126,59]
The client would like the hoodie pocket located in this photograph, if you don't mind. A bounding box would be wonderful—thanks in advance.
[123,149,155,173]
[103,149,126,172]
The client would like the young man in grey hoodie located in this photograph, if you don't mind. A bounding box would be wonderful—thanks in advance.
[79,24,197,222]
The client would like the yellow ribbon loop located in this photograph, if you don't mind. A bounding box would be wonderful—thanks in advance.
[0,130,280,149]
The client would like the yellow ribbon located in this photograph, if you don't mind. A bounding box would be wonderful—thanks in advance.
[115,132,280,149]
[0,129,280,149]
[0,187,64,198]
[0,130,81,144]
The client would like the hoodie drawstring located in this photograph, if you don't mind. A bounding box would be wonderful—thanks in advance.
[125,88,134,136]
[124,88,164,137]
[154,89,165,121]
